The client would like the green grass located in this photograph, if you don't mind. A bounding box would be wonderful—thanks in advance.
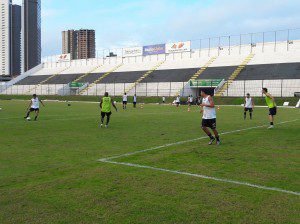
[0,94,299,106]
[0,100,299,224]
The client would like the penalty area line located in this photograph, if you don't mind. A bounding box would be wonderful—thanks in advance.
[100,160,300,196]
[99,119,299,161]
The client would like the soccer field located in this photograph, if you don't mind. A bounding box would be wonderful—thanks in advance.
[0,100,299,224]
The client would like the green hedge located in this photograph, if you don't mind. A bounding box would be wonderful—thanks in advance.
[0,95,298,106]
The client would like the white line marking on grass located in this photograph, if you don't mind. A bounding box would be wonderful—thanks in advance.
[98,119,300,196]
[99,119,299,161]
[100,160,300,196]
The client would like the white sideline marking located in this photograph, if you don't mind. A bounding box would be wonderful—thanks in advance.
[100,119,299,161]
[98,119,300,196]
[100,160,300,196]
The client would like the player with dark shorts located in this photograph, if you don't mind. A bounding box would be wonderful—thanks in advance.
[262,88,277,129]
[24,94,45,121]
[200,90,220,145]
[244,93,254,119]
[133,94,137,108]
[122,93,128,109]
[100,92,117,128]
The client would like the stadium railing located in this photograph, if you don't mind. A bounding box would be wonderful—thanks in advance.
[0,79,299,97]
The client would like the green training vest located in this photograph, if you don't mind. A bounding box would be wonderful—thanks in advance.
[265,96,276,108]
[102,97,111,113]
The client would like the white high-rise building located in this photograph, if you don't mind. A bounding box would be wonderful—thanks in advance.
[0,0,12,76]
[0,0,21,77]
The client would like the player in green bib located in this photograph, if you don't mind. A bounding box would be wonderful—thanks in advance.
[262,88,277,129]
[100,92,117,128]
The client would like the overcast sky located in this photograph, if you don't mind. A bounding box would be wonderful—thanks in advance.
[13,0,300,57]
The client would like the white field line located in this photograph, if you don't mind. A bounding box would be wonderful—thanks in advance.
[99,119,299,161]
[98,119,300,196]
[100,160,300,196]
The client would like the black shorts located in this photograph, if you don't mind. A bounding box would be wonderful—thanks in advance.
[133,102,137,105]
[202,118,217,129]
[244,107,253,112]
[269,107,277,116]
[29,108,39,112]
[123,101,127,105]
[101,111,112,118]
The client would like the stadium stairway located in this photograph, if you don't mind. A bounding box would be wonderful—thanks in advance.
[72,64,103,83]
[215,53,255,96]
[176,56,217,96]
[79,64,123,95]
[190,56,218,80]
[125,61,165,94]
[26,66,71,94]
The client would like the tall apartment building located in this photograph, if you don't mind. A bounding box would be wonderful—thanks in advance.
[22,0,41,73]
[62,29,95,60]
[0,0,21,76]
[77,29,95,59]
[62,30,78,60]
[11,4,21,76]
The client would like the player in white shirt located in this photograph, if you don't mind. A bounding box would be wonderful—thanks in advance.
[244,93,254,120]
[122,93,128,109]
[200,90,220,145]
[188,95,193,106]
[133,94,137,108]
[162,96,165,104]
[175,96,180,107]
[24,94,45,121]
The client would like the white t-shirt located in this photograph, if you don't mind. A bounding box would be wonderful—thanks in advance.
[133,96,137,102]
[245,97,253,108]
[176,97,180,103]
[162,97,165,101]
[31,97,39,109]
[123,95,127,102]
[189,96,193,103]
[202,96,216,119]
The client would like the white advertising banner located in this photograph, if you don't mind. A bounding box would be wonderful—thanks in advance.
[57,54,71,62]
[166,41,191,53]
[122,47,143,57]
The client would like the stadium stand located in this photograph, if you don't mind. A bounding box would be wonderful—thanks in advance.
[17,75,52,85]
[215,53,255,96]
[1,39,300,97]
[142,68,199,82]
[79,64,123,95]
[236,63,300,80]
[125,61,165,93]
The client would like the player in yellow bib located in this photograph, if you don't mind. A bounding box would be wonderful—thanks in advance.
[100,92,117,128]
[262,88,277,129]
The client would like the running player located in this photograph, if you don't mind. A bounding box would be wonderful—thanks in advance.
[200,90,220,145]
[122,93,128,109]
[133,94,137,108]
[24,94,45,121]
[244,93,254,119]
[262,88,277,129]
[100,92,117,128]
